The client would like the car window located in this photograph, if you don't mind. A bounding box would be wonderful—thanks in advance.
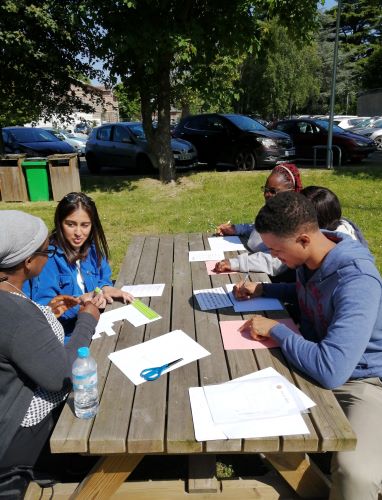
[128,124,146,139]
[225,115,267,131]
[97,126,112,141]
[113,126,131,142]
[274,122,293,133]
[373,119,382,128]
[183,116,210,131]
[206,116,227,132]
[6,128,58,142]
[296,121,316,134]
[315,119,343,133]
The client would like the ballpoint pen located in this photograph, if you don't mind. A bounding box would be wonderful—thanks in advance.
[242,252,249,286]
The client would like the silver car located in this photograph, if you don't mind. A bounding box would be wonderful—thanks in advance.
[44,128,87,155]
[85,122,198,174]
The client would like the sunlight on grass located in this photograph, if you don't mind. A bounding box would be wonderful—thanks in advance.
[2,167,382,277]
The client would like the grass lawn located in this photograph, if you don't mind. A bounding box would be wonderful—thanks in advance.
[1,165,382,276]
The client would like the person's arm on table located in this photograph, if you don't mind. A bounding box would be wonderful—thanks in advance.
[9,300,99,393]
[242,275,382,389]
[229,251,287,275]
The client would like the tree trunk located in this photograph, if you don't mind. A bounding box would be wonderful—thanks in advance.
[140,53,175,183]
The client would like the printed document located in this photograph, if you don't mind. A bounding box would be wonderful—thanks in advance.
[225,283,284,312]
[189,367,315,440]
[92,300,161,339]
[208,236,246,252]
[109,329,211,385]
[194,287,232,311]
[121,283,165,297]
[189,250,225,262]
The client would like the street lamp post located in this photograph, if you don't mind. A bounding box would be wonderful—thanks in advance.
[326,0,342,169]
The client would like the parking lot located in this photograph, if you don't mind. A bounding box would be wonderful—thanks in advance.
[79,150,382,177]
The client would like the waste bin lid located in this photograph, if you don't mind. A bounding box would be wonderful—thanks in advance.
[22,158,47,166]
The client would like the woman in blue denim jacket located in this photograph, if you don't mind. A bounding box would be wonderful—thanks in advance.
[23,192,133,339]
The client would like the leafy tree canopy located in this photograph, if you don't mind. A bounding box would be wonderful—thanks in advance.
[0,0,98,128]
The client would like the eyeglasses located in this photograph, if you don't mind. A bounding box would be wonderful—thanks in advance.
[261,186,293,195]
[33,245,57,258]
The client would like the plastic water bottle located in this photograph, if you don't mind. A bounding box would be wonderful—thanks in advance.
[72,346,99,419]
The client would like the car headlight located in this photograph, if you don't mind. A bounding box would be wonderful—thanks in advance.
[257,138,277,147]
[354,140,370,146]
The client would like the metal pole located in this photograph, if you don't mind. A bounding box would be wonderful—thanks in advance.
[326,0,342,169]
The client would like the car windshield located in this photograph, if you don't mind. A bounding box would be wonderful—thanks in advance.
[225,115,267,132]
[372,119,382,128]
[315,119,344,133]
[8,128,58,142]
[128,124,146,139]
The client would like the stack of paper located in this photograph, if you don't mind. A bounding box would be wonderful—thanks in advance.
[189,367,315,441]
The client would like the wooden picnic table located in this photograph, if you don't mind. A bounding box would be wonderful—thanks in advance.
[46,233,356,499]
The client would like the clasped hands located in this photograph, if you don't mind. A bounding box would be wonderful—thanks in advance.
[48,287,134,318]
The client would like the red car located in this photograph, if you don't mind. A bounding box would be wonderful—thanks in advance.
[270,118,376,164]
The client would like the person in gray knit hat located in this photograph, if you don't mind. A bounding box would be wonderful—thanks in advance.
[0,210,48,268]
[0,210,99,495]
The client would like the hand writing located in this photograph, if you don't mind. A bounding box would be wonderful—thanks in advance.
[233,281,263,300]
[238,314,278,340]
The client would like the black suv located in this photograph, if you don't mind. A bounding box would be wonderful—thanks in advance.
[173,113,295,169]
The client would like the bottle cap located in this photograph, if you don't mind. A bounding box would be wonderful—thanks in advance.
[78,346,90,358]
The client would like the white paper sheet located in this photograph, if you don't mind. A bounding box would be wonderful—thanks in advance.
[121,283,165,297]
[92,302,161,339]
[194,287,233,311]
[189,367,315,441]
[225,283,284,312]
[189,250,225,262]
[109,329,211,385]
[208,236,246,252]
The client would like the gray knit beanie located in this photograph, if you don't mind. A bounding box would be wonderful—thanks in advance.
[0,210,48,268]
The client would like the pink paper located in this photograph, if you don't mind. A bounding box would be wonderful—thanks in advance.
[219,318,300,350]
[205,260,239,275]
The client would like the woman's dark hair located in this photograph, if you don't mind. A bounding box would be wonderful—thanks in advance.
[271,163,303,192]
[52,192,109,265]
[301,186,342,230]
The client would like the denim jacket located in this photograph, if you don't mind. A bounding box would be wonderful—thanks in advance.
[23,243,112,326]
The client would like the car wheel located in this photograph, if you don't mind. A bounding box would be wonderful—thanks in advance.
[235,149,257,171]
[136,154,154,173]
[374,136,382,151]
[85,154,101,174]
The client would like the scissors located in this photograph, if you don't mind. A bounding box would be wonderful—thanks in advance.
[140,358,184,381]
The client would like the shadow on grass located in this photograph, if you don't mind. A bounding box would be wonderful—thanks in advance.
[330,165,382,180]
[81,175,140,193]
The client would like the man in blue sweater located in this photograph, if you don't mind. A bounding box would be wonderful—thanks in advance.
[235,192,382,500]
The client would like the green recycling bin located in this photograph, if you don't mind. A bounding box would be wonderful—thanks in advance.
[21,159,50,201]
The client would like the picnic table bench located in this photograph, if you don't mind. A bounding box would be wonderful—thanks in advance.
[28,233,356,499]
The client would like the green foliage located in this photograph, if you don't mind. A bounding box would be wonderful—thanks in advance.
[361,46,382,90]
[0,0,97,129]
[114,84,141,121]
[316,0,382,113]
[236,18,321,118]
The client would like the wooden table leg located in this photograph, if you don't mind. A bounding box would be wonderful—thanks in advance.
[69,453,144,499]
[187,455,219,493]
[263,452,331,499]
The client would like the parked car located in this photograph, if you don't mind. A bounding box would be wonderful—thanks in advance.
[173,113,295,170]
[85,122,198,173]
[333,117,370,129]
[43,128,87,155]
[351,118,382,151]
[269,118,376,164]
[2,127,75,156]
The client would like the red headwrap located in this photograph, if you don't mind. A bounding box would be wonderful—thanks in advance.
[271,163,303,192]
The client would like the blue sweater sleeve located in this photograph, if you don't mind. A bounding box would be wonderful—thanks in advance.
[262,283,297,304]
[270,274,382,389]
